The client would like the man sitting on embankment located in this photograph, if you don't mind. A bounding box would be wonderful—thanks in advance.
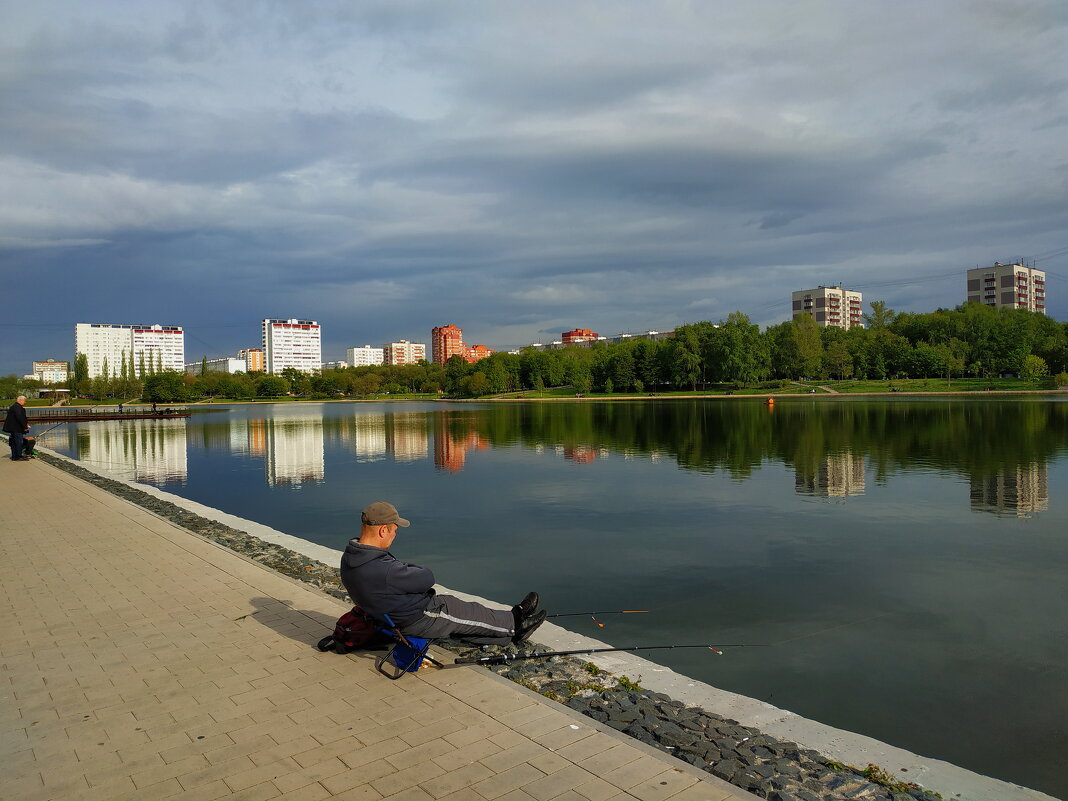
[340,501,546,645]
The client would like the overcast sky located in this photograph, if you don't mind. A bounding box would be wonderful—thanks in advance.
[2,1,1067,373]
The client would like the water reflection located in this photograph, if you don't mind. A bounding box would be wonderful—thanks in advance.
[264,416,324,487]
[387,412,429,462]
[970,463,1049,518]
[432,412,489,473]
[795,452,866,498]
[50,400,1065,516]
[65,418,188,484]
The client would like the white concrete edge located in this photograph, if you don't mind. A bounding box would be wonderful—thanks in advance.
[31,441,1057,801]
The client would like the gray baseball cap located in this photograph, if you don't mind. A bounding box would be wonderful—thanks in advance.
[361,501,410,527]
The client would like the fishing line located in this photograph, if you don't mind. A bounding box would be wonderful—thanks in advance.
[454,643,767,665]
[547,610,649,628]
[766,610,893,647]
[455,610,893,666]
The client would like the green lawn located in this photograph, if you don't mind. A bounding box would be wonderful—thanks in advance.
[489,383,815,399]
[821,377,1057,393]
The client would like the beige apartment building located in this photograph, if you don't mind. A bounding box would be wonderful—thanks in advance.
[966,263,1046,313]
[239,347,265,372]
[791,286,864,329]
[382,340,426,365]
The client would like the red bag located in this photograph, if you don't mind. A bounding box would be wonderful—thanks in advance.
[317,606,390,654]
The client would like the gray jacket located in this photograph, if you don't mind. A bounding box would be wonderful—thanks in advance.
[339,540,436,625]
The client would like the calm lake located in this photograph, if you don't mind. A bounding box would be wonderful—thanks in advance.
[42,398,1068,797]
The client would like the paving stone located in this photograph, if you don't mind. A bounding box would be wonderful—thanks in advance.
[0,457,761,801]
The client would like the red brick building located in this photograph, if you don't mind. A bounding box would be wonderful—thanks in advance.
[464,344,494,363]
[562,328,600,344]
[432,324,465,364]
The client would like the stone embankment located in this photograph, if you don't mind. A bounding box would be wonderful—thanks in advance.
[37,450,942,801]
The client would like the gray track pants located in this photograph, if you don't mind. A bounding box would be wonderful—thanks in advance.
[402,595,515,645]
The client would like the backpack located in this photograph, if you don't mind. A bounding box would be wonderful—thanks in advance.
[317,605,391,654]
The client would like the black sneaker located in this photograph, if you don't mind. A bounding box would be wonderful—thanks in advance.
[513,591,539,619]
[513,609,547,644]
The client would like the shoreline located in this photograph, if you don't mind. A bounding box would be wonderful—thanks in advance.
[18,442,1057,801]
[90,387,1068,410]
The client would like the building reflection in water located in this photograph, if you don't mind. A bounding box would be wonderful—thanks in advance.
[261,415,325,487]
[75,418,189,484]
[434,430,489,473]
[562,445,601,464]
[387,413,429,462]
[350,413,387,462]
[970,462,1049,518]
[432,412,487,472]
[795,451,866,498]
[246,418,267,457]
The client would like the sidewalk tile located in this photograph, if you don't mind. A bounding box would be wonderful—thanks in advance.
[419,761,496,799]
[471,762,547,800]
[0,460,758,801]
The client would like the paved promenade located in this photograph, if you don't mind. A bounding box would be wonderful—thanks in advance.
[0,456,756,801]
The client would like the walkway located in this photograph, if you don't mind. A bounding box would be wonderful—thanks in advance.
[0,456,755,801]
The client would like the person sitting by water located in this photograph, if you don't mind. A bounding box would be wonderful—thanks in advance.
[3,395,31,461]
[340,502,546,645]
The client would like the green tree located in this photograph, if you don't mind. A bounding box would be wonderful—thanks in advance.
[864,300,897,331]
[279,367,303,393]
[256,375,290,397]
[72,352,89,394]
[824,341,853,380]
[1021,354,1049,383]
[141,371,188,403]
[201,355,209,377]
[904,343,944,378]
[671,330,702,390]
[484,358,509,394]
[934,338,968,385]
[461,372,491,396]
[611,349,637,392]
[715,312,769,385]
[791,314,824,379]
[445,355,469,395]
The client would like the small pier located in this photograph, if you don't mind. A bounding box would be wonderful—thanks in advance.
[3,406,191,424]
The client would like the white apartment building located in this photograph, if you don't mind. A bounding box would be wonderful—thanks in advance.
[966,263,1046,313]
[262,319,322,373]
[791,286,864,330]
[184,357,246,375]
[347,345,385,367]
[382,340,426,366]
[321,361,348,371]
[33,360,70,383]
[75,323,185,378]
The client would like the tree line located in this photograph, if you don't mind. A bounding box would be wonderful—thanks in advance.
[435,302,1067,396]
[4,301,1065,402]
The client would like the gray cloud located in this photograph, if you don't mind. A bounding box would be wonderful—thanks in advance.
[1,1,1066,372]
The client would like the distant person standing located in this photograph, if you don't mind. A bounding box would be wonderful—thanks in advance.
[3,395,31,461]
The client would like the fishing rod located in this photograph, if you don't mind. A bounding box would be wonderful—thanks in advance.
[547,610,649,618]
[547,609,649,628]
[455,643,766,665]
[457,610,891,666]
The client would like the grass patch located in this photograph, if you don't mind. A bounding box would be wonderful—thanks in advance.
[827,761,941,798]
[824,377,1055,393]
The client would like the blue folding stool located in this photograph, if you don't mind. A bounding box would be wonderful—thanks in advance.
[374,614,444,680]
